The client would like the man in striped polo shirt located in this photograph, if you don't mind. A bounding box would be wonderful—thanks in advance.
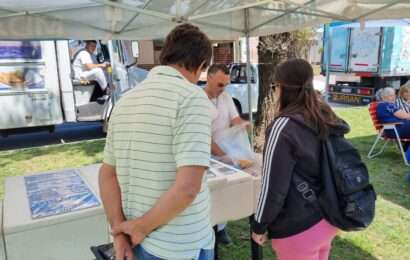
[99,24,214,260]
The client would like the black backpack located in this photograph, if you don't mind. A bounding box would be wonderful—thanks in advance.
[294,133,377,231]
[317,134,377,231]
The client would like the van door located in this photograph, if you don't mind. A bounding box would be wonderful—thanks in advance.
[56,40,76,122]
[110,40,131,102]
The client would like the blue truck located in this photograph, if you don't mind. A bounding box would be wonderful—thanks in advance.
[322,21,410,105]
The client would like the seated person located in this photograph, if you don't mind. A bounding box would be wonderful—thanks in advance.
[376,87,410,139]
[396,83,410,113]
[72,40,109,93]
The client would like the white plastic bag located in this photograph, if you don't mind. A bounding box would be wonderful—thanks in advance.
[215,125,256,168]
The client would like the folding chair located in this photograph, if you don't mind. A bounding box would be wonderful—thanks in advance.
[367,102,410,166]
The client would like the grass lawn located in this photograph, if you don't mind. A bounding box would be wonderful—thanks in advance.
[1,107,410,259]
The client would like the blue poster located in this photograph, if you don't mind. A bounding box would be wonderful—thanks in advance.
[0,41,42,60]
[24,169,100,219]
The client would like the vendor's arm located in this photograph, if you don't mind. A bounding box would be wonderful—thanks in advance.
[211,140,226,156]
[78,51,109,70]
[231,116,250,128]
[224,92,250,128]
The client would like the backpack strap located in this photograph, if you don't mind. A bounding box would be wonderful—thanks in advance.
[292,172,317,203]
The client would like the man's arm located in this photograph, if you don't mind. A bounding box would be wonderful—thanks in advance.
[99,163,134,260]
[98,163,125,228]
[211,140,226,156]
[112,165,207,245]
[231,116,250,128]
[394,109,410,120]
[85,62,108,70]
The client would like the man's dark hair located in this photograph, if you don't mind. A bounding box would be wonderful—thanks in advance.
[208,64,229,75]
[160,24,212,72]
[85,40,97,45]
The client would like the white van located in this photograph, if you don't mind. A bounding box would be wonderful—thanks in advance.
[0,40,147,136]
[226,63,259,115]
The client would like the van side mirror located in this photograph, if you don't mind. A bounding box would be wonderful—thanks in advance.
[131,41,139,58]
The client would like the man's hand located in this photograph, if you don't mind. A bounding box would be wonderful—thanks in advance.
[113,233,134,260]
[252,232,267,246]
[239,120,251,129]
[219,155,234,165]
[101,62,110,69]
[112,219,148,246]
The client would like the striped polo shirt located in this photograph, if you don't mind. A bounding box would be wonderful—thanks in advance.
[103,66,214,259]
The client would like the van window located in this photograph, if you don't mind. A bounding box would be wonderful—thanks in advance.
[230,64,256,84]
[0,41,46,92]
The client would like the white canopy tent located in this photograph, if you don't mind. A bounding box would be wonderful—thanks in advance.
[0,0,409,40]
[0,0,409,140]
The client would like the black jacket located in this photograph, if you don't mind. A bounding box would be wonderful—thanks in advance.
[252,114,349,238]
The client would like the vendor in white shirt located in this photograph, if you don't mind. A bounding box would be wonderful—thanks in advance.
[72,40,109,91]
[203,64,250,245]
[204,64,250,159]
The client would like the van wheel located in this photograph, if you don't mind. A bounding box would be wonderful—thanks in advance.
[233,99,242,116]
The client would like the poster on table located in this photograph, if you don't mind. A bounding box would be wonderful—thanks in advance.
[24,169,100,219]
[0,66,46,91]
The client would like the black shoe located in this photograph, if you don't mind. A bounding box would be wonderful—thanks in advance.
[217,229,232,245]
[96,95,109,104]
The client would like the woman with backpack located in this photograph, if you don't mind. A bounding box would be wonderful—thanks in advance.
[251,59,348,260]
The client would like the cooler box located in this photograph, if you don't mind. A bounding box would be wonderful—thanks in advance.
[3,168,109,260]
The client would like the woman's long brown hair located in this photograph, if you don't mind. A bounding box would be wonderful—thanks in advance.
[275,59,341,139]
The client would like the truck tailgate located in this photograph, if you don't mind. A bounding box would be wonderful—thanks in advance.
[348,27,381,73]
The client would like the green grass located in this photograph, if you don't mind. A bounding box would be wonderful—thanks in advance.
[0,140,105,198]
[0,107,409,259]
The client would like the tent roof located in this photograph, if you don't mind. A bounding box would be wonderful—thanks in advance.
[0,0,409,40]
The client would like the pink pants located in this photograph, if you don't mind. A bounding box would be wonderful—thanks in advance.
[271,219,338,260]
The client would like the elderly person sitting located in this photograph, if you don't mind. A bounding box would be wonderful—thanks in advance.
[376,87,410,139]
[396,82,410,113]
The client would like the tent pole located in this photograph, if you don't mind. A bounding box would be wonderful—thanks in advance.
[325,24,332,103]
[245,8,254,147]
[245,8,261,260]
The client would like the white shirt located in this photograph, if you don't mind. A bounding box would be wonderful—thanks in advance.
[72,49,97,79]
[210,91,239,141]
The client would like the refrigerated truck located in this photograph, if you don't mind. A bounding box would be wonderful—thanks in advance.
[0,40,147,136]
[322,21,410,105]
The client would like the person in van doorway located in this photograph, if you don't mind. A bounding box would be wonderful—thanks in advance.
[72,40,109,92]
[203,64,250,245]
[251,59,344,260]
[99,24,215,260]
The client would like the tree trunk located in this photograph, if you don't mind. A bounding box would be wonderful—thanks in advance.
[254,32,299,152]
